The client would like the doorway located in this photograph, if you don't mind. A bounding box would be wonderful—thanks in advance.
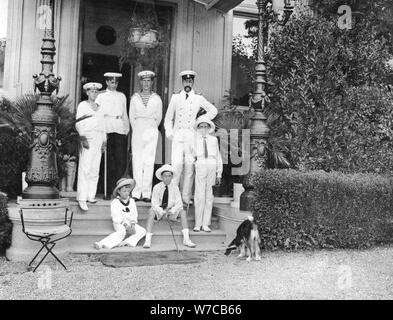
[79,0,173,193]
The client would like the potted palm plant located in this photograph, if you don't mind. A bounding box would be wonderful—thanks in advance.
[213,90,254,201]
[0,94,90,193]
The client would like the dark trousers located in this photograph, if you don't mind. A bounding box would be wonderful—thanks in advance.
[107,133,127,194]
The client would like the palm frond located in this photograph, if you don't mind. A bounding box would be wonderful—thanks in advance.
[214,109,251,130]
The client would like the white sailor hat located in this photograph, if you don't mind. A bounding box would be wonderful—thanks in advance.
[104,72,123,79]
[138,70,155,79]
[82,82,103,91]
[179,70,197,80]
[194,115,215,134]
[155,164,175,181]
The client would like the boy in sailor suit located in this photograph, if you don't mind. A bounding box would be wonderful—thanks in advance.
[75,82,106,212]
[94,178,146,249]
[143,164,196,249]
[95,72,130,195]
[164,70,217,205]
[189,116,223,232]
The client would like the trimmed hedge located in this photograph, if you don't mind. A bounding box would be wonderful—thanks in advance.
[252,169,393,250]
[0,192,12,256]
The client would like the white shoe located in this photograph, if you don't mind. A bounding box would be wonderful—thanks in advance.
[87,198,97,203]
[202,226,211,232]
[183,239,196,248]
[193,226,201,232]
[94,242,102,250]
[78,201,88,211]
[143,241,151,249]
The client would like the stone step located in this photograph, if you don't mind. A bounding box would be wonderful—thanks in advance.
[68,228,227,248]
[70,242,227,254]
[69,200,196,215]
[71,212,219,231]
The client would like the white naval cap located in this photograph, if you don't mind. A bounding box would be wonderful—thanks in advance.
[104,72,123,78]
[137,70,155,79]
[179,70,197,80]
[83,82,103,91]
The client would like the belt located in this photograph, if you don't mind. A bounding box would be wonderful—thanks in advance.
[196,156,216,161]
[135,117,156,120]
[105,115,122,119]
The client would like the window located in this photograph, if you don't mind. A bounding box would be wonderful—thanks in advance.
[231,14,257,106]
[0,0,8,89]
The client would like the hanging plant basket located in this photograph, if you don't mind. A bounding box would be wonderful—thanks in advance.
[118,2,170,69]
[128,28,159,50]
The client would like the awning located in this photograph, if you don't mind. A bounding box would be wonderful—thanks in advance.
[192,0,245,12]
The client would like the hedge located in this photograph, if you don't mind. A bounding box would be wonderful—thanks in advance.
[0,192,12,256]
[252,169,393,250]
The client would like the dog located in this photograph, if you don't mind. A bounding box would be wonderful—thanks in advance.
[224,216,261,261]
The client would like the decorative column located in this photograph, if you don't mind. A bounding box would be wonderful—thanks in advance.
[23,0,61,199]
[240,0,294,211]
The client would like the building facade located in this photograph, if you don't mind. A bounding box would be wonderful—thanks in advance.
[0,0,310,164]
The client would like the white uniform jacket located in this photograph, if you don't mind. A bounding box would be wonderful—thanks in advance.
[164,90,217,140]
[151,182,184,216]
[75,101,106,139]
[95,89,130,135]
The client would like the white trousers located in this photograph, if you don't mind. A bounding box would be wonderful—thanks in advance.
[77,133,104,201]
[171,130,194,203]
[97,223,146,249]
[132,122,159,199]
[194,160,216,228]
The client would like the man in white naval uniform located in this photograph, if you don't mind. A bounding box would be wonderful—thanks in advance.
[95,72,130,195]
[75,82,106,211]
[129,70,162,202]
[164,70,217,204]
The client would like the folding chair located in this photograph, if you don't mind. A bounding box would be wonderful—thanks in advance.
[19,203,73,272]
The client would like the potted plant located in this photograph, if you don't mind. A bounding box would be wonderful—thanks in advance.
[213,90,254,201]
[118,3,169,69]
[0,94,90,194]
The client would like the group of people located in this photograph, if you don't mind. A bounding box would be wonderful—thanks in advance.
[75,69,223,249]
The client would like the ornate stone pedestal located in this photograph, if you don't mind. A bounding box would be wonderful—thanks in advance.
[6,199,70,262]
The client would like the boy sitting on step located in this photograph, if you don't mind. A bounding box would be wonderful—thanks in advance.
[143,164,196,249]
[94,178,146,249]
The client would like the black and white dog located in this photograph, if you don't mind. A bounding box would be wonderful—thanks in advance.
[224,216,261,261]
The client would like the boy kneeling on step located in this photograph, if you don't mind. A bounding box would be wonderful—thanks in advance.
[143,164,196,249]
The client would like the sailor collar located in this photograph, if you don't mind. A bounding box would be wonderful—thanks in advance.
[117,197,130,207]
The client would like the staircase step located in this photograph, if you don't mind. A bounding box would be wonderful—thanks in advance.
[71,213,219,231]
[69,229,226,248]
[63,197,228,254]
[69,200,196,215]
[70,242,227,254]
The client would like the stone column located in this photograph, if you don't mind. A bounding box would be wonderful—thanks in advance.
[23,0,61,199]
